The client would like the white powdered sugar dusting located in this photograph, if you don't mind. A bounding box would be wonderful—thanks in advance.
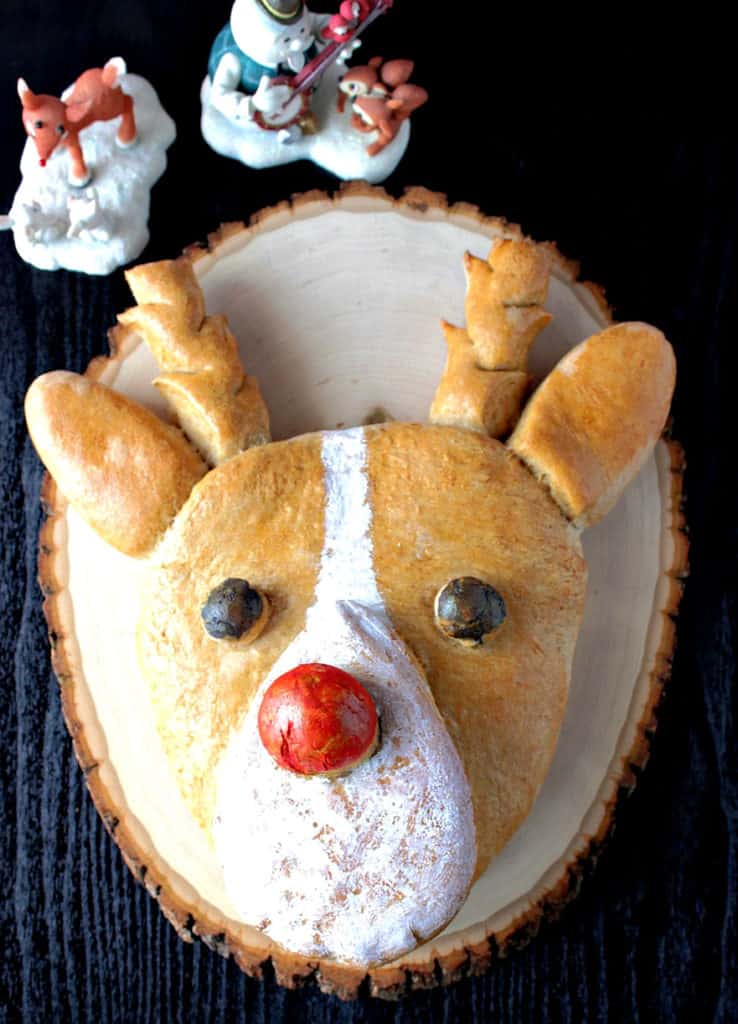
[213,428,476,965]
[312,428,381,612]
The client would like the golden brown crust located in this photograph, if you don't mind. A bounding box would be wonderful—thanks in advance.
[120,260,270,465]
[154,370,269,464]
[126,258,207,324]
[368,441,688,998]
[430,240,551,438]
[34,188,688,999]
[509,323,677,527]
[366,424,587,874]
[464,243,552,370]
[26,371,206,557]
[430,322,530,436]
[138,434,326,832]
[141,420,584,871]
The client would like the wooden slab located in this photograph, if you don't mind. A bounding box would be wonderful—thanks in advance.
[37,185,687,1000]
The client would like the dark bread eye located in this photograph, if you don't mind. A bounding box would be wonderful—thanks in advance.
[202,578,270,642]
[57,124,64,134]
[34,120,44,129]
[434,577,506,646]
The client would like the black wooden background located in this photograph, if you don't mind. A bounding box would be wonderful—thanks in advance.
[1,3,736,1021]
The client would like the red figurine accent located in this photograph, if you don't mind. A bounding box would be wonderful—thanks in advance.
[322,0,372,42]
[287,0,392,104]
[342,0,372,20]
[339,58,428,156]
[337,55,414,112]
[18,58,137,187]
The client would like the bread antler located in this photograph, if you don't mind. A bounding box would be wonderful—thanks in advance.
[430,239,552,437]
[119,260,270,466]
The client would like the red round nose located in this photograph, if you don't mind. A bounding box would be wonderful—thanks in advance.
[257,663,379,776]
[39,158,46,167]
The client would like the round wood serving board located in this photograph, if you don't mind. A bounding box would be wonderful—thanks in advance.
[38,185,687,1000]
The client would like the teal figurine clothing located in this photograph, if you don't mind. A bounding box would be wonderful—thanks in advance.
[208,24,318,92]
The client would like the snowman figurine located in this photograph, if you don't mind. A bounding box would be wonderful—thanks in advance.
[200,0,417,181]
[207,0,323,144]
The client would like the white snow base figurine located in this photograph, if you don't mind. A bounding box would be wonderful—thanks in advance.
[6,74,175,275]
[201,0,412,182]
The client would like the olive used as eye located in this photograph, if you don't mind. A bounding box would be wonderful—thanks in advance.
[434,577,506,646]
[201,578,269,641]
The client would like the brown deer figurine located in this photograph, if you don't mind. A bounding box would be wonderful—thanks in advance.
[18,58,137,187]
[338,57,427,156]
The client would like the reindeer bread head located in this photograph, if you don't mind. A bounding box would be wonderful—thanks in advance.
[25,243,675,965]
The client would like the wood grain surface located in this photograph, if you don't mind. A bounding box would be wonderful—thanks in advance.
[0,4,735,1021]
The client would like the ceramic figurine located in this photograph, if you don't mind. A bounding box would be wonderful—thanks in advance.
[338,57,427,155]
[66,188,115,243]
[201,0,426,181]
[336,56,412,111]
[1,59,175,275]
[322,0,373,42]
[18,59,136,188]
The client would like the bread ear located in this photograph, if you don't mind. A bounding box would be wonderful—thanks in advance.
[508,323,676,528]
[25,371,206,557]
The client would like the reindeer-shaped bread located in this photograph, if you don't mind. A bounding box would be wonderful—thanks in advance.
[25,240,675,967]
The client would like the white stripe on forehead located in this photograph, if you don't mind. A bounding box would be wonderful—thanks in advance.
[313,427,383,613]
